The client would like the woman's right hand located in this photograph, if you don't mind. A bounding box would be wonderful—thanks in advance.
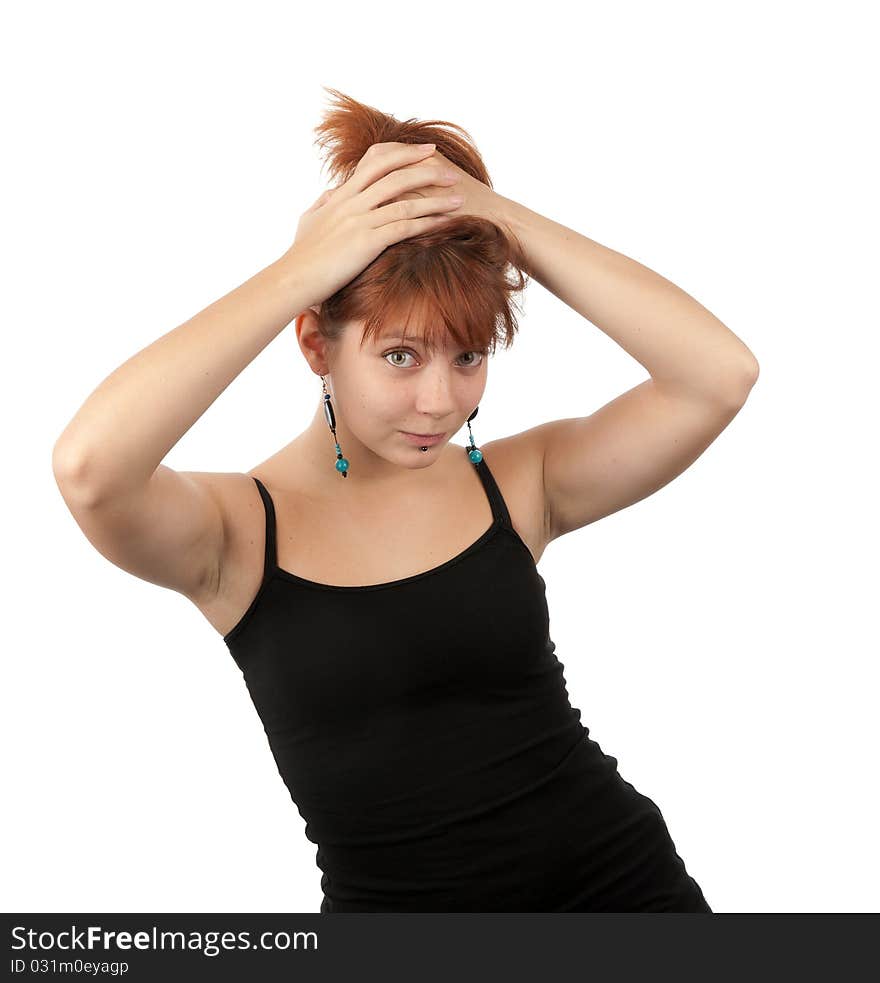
[279,142,464,311]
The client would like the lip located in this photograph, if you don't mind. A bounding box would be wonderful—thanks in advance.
[400,431,447,446]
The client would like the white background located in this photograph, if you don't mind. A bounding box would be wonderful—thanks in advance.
[3,0,877,914]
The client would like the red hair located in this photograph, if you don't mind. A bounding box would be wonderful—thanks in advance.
[310,87,530,357]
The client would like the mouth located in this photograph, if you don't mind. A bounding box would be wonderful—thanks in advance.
[400,431,447,446]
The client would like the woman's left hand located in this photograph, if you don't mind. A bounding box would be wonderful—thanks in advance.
[394,148,512,231]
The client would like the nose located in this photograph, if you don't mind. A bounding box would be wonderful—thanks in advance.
[412,364,457,420]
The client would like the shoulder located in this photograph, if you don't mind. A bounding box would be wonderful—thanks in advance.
[479,425,547,492]
[179,470,279,616]
[479,425,546,468]
[183,470,265,561]
[476,427,551,554]
[184,470,260,515]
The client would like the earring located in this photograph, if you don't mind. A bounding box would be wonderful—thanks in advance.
[322,376,349,478]
[466,406,483,464]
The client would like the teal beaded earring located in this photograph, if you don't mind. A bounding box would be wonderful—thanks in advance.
[466,406,482,464]
[321,375,349,478]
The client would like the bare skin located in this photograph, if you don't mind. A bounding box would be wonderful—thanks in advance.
[189,312,550,640]
[52,139,757,648]
[190,434,546,640]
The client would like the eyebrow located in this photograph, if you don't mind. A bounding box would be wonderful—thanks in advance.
[377,332,430,345]
[374,329,484,353]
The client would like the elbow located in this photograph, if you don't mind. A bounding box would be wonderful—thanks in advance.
[741,355,760,395]
[727,355,760,406]
[52,438,88,482]
[52,440,100,508]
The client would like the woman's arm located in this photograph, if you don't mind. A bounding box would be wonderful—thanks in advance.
[52,255,311,502]
[433,154,760,540]
[432,148,757,395]
[495,197,759,540]
[497,196,758,399]
[50,254,315,600]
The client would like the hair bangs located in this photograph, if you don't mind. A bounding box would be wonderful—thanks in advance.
[358,258,503,356]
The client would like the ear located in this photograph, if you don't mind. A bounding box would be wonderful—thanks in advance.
[295,309,333,374]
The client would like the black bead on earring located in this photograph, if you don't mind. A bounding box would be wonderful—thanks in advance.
[322,375,350,478]
[466,406,482,464]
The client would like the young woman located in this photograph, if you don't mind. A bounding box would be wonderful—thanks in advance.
[52,89,758,912]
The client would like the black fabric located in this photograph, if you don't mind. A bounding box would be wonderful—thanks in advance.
[224,450,711,912]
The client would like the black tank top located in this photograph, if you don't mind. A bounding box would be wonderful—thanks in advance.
[223,448,711,912]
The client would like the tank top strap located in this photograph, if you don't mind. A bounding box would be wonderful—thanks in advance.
[250,476,278,578]
[469,448,514,530]
[250,461,508,580]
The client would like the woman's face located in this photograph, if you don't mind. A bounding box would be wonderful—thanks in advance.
[325,318,489,468]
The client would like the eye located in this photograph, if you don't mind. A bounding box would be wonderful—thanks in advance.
[382,349,486,368]
[383,350,417,367]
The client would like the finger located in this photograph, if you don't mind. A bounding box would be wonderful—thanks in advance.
[368,192,464,231]
[373,209,459,249]
[337,142,437,202]
[360,158,458,212]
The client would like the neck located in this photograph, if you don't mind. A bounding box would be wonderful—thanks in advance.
[293,400,455,491]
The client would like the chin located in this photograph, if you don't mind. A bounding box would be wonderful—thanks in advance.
[396,441,448,465]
